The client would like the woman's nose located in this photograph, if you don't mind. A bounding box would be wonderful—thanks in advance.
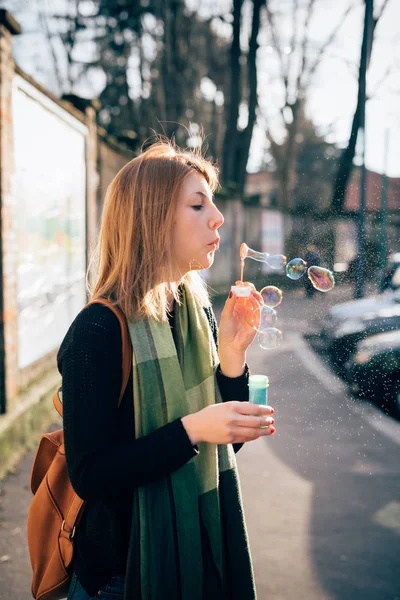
[208,210,224,230]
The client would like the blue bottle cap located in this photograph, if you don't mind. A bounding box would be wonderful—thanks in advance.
[248,374,269,389]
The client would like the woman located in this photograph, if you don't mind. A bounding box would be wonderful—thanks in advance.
[59,140,276,600]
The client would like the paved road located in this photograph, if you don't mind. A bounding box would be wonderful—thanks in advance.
[235,288,400,600]
[1,285,400,599]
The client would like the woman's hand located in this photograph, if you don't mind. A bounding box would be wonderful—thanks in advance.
[218,282,263,376]
[181,401,275,445]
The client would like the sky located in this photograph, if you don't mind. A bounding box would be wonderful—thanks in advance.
[306,0,400,177]
[3,0,400,177]
[251,0,400,176]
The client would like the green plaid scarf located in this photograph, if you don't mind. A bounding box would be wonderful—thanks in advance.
[124,284,256,600]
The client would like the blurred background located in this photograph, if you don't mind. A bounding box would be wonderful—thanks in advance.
[3,0,400,283]
[0,1,400,599]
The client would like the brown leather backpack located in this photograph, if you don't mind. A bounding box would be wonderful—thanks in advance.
[27,299,132,600]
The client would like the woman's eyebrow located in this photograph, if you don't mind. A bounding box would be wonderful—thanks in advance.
[191,191,213,201]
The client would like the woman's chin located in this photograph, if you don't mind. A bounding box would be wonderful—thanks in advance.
[187,253,214,271]
[204,252,215,268]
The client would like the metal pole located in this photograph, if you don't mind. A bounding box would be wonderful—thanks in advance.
[355,0,373,299]
[355,126,367,299]
[379,127,389,272]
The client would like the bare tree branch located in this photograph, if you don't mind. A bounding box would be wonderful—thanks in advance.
[265,4,289,104]
[375,0,390,21]
[261,0,362,211]
[321,51,359,79]
[368,63,395,98]
[296,0,317,92]
[258,112,283,165]
[331,0,375,214]
[304,2,356,87]
[289,0,299,88]
[36,0,65,94]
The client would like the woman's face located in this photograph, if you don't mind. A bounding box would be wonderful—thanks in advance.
[172,171,224,276]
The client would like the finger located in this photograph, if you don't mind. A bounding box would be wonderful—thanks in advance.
[235,415,275,428]
[233,294,260,316]
[264,426,276,435]
[234,428,276,443]
[251,289,264,305]
[235,402,275,416]
[261,425,276,436]
[233,425,276,442]
[222,289,238,319]
[247,294,262,310]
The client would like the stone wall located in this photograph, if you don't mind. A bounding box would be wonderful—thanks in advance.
[0,10,133,477]
[97,135,132,230]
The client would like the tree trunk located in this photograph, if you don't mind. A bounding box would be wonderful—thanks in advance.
[222,0,243,185]
[237,0,264,195]
[161,0,185,137]
[331,0,376,215]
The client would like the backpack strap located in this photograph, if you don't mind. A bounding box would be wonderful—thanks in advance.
[87,299,132,406]
[59,493,84,544]
[58,489,87,568]
[53,299,132,417]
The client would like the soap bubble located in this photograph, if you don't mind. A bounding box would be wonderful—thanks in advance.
[308,266,335,292]
[260,286,283,308]
[252,305,277,333]
[240,243,286,270]
[286,258,307,280]
[237,242,335,354]
[258,328,282,350]
[265,254,287,270]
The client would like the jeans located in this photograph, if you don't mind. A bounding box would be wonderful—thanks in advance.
[67,572,125,599]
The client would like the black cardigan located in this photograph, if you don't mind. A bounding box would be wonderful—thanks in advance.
[58,302,250,595]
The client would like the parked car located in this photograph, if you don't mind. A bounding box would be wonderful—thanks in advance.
[346,330,400,418]
[379,252,400,292]
[327,304,400,375]
[320,288,400,348]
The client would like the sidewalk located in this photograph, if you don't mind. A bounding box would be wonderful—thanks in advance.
[0,448,40,599]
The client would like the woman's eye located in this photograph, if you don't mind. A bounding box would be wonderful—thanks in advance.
[192,205,203,211]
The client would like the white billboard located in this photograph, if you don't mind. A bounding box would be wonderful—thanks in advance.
[12,76,87,369]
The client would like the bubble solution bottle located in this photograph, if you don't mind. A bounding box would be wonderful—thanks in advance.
[248,374,269,406]
[230,284,257,329]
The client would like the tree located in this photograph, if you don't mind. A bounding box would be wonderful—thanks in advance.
[260,0,356,211]
[66,2,231,151]
[330,0,390,215]
[222,0,265,194]
[293,106,341,214]
[236,0,265,194]
[13,0,231,152]
[222,0,244,186]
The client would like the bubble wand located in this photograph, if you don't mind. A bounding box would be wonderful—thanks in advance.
[232,243,336,352]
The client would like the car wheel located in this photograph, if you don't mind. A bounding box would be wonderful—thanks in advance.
[389,379,400,420]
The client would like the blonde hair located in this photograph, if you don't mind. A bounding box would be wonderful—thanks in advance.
[88,139,220,321]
